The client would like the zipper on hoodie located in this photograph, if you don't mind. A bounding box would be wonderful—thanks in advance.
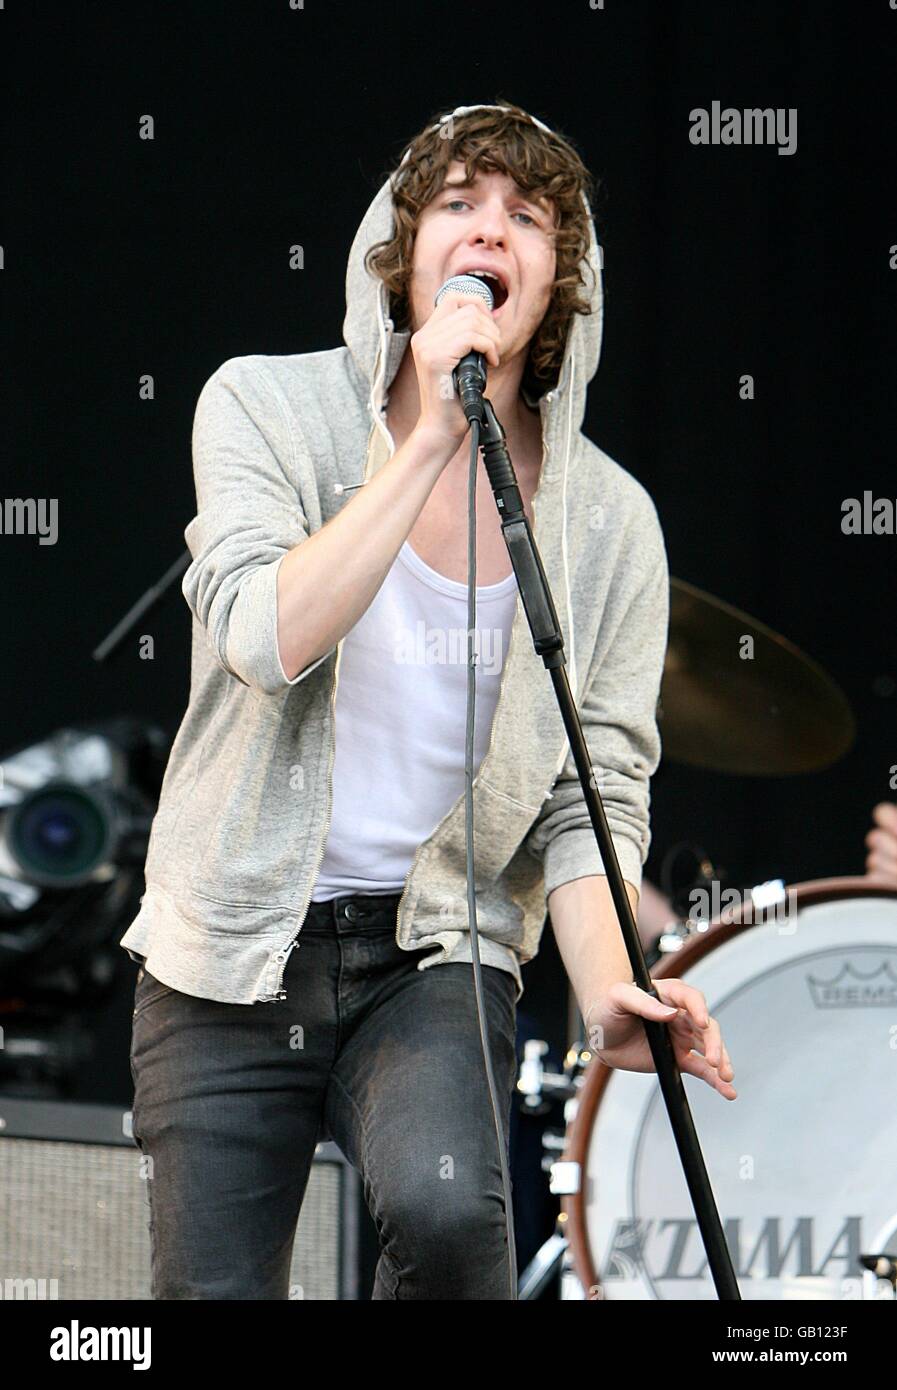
[393,388,555,950]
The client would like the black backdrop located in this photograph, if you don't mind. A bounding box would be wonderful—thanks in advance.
[1,1,895,1071]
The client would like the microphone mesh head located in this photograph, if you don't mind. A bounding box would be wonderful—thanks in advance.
[435,274,495,311]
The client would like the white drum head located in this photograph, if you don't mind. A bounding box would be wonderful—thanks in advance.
[583,892,897,1299]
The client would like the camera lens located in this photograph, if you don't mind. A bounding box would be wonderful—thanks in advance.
[8,783,111,884]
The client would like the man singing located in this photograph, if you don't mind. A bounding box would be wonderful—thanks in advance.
[121,100,735,1301]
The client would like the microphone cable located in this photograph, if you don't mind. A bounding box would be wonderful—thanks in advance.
[463,412,519,1301]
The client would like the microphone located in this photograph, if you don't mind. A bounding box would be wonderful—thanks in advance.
[434,273,495,424]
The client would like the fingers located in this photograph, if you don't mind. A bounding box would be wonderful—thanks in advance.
[604,979,737,1100]
[654,978,710,1029]
[470,317,502,368]
[441,290,496,314]
[436,293,500,330]
[442,298,502,361]
[872,801,897,833]
[607,981,682,1024]
[677,1046,738,1100]
[653,978,735,1082]
[684,1023,736,1083]
[662,1004,738,1098]
[476,336,501,369]
[865,826,897,881]
[866,855,897,885]
[865,825,897,855]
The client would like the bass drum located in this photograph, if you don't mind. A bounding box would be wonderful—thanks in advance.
[563,878,897,1300]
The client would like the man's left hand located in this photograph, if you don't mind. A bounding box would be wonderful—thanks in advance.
[586,978,737,1100]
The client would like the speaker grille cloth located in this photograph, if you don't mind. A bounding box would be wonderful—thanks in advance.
[0,1138,342,1299]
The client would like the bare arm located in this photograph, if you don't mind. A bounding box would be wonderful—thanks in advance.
[548,874,639,1029]
[276,424,455,680]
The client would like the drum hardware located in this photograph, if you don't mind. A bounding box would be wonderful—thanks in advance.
[517,1231,574,1300]
[655,918,712,957]
[515,1042,590,1299]
[517,1039,584,1115]
[643,843,729,967]
[655,879,791,957]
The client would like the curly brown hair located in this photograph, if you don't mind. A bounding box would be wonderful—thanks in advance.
[364,100,599,398]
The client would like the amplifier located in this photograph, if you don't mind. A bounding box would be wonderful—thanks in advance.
[0,1096,360,1299]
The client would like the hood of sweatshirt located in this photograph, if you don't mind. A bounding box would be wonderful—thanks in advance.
[343,102,604,445]
[341,104,605,774]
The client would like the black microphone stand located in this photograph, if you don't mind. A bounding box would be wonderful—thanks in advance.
[469,387,741,1301]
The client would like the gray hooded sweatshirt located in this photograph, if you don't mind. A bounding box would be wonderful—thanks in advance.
[119,106,670,1005]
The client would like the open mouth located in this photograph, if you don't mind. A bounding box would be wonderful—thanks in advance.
[465,270,509,310]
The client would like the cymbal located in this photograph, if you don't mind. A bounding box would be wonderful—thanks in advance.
[659,578,856,776]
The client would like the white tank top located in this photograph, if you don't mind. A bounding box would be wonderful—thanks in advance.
[311,539,519,900]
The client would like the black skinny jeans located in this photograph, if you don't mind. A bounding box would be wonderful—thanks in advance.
[129,891,518,1299]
